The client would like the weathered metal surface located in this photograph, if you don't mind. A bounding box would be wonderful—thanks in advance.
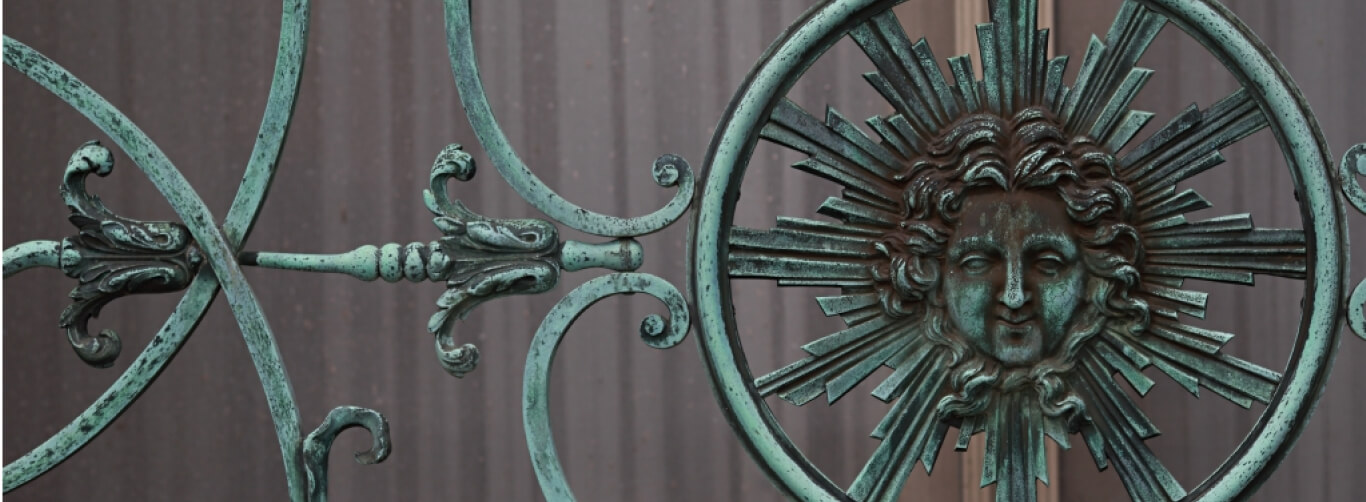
[302,406,391,502]
[441,0,695,238]
[2,0,1364,500]
[2,241,62,278]
[240,143,649,379]
[57,141,204,368]
[523,273,691,500]
[1342,145,1366,341]
[693,0,1349,500]
[2,0,314,496]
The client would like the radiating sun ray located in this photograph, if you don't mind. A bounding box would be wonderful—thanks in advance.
[1073,365,1187,501]
[734,1,1297,500]
[1058,1,1166,137]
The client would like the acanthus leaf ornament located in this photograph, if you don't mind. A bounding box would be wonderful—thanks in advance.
[4,0,1364,500]
[422,145,650,377]
[238,143,648,379]
[56,140,204,368]
[424,144,564,378]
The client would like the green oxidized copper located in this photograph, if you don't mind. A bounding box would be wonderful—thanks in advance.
[302,406,391,502]
[1342,145,1366,341]
[240,144,650,378]
[3,0,1364,500]
[523,273,691,500]
[2,2,358,499]
[441,0,693,238]
[693,0,1349,501]
[57,141,205,368]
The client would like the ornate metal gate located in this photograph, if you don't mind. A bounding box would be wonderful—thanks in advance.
[4,0,1366,500]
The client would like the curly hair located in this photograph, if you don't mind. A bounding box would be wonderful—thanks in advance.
[870,107,1149,430]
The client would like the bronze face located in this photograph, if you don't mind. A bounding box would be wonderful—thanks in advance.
[942,190,1086,367]
[865,107,1148,426]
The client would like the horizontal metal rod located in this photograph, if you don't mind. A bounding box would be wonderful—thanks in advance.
[239,239,643,283]
[3,240,62,278]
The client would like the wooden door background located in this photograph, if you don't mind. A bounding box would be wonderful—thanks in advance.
[4,0,1364,500]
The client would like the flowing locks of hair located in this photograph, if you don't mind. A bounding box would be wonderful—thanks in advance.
[872,107,1149,430]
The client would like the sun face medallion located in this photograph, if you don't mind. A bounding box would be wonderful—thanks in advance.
[693,1,1341,500]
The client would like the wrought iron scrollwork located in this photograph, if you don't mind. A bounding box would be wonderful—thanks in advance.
[57,141,205,367]
[424,144,568,377]
[523,273,691,500]
[3,0,1364,500]
[239,142,660,379]
[302,406,391,502]
[1341,145,1366,341]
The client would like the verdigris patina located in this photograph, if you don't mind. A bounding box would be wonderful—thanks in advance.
[2,0,1364,500]
[698,0,1348,501]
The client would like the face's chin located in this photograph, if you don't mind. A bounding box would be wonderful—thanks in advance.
[988,320,1044,367]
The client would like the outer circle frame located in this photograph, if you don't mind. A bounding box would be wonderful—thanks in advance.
[687,0,1347,500]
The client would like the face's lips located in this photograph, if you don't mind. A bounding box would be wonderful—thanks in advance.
[996,311,1036,326]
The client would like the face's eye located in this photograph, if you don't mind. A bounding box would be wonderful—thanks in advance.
[958,253,992,274]
[1034,251,1067,275]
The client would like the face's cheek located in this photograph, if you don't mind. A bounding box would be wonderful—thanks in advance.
[1035,265,1086,351]
[943,270,993,353]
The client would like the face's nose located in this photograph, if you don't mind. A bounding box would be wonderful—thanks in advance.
[999,255,1032,310]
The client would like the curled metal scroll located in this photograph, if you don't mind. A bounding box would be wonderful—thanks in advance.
[1344,145,1366,340]
[522,273,690,501]
[303,406,392,502]
[1,0,314,496]
[441,0,694,238]
[57,141,205,368]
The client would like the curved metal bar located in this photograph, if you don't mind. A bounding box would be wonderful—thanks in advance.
[690,1,880,499]
[3,36,307,499]
[223,0,310,247]
[2,2,310,493]
[302,406,391,502]
[3,276,219,492]
[2,240,61,278]
[1138,1,1344,499]
[1347,146,1365,341]
[440,0,694,238]
[1350,278,1366,341]
[1341,143,1366,215]
[523,273,690,500]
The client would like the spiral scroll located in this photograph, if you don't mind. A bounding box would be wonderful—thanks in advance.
[442,0,694,238]
[302,406,391,502]
[1342,145,1366,341]
[2,2,313,496]
[522,273,690,501]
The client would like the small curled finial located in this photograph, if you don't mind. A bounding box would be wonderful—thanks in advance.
[435,334,481,378]
[652,154,688,187]
[424,144,477,217]
[303,406,391,502]
[1342,143,1366,215]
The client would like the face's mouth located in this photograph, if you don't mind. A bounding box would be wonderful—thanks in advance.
[996,324,1034,344]
[990,322,1042,366]
[996,310,1036,327]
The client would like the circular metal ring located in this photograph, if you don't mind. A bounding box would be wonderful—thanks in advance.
[689,0,1346,499]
